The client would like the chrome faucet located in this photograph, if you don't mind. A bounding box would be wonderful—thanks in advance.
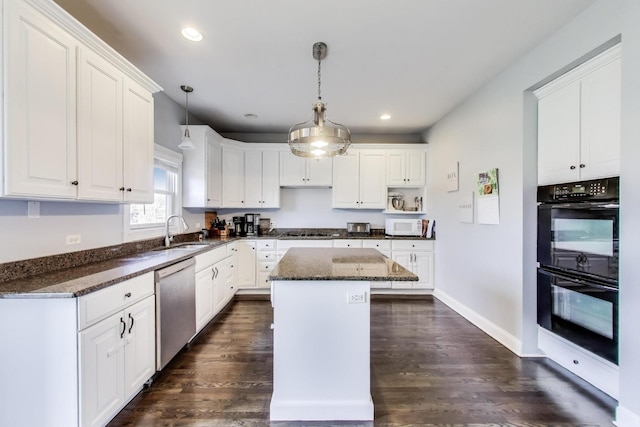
[165,214,189,247]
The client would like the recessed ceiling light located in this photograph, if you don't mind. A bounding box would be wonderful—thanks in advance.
[244,113,258,119]
[380,114,391,120]
[181,27,203,42]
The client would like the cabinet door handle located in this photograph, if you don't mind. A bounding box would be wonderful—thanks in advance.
[71,180,78,185]
[579,164,585,168]
[570,165,576,170]
[128,313,135,334]
[120,317,126,338]
[119,187,125,191]
[126,188,132,192]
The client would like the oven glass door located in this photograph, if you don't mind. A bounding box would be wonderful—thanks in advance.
[538,203,618,282]
[537,268,618,364]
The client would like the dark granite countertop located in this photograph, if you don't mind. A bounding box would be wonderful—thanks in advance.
[0,240,232,299]
[0,231,431,299]
[269,248,418,281]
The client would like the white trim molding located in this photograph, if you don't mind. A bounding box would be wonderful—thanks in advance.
[433,288,527,357]
[616,405,640,427]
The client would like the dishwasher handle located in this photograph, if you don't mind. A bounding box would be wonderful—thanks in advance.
[155,257,196,280]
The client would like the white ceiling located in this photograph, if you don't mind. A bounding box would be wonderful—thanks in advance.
[54,0,595,137]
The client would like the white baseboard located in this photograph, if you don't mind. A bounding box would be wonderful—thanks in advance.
[616,405,640,427]
[433,288,523,356]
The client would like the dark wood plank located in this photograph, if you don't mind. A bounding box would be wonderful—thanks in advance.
[108,298,616,426]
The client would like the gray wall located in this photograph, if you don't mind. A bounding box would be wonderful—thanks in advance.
[424,0,638,422]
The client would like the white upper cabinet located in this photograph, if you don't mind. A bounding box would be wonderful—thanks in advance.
[76,47,123,201]
[1,0,161,202]
[122,78,155,203]
[244,149,280,208]
[386,150,426,186]
[536,45,621,185]
[279,151,332,187]
[3,0,78,199]
[77,48,155,203]
[221,144,245,207]
[333,150,386,209]
[182,125,223,208]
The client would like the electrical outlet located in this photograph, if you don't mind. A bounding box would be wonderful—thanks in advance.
[27,201,40,218]
[195,222,201,229]
[66,234,81,245]
[347,292,366,304]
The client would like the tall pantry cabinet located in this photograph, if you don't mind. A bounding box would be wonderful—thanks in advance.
[1,0,161,202]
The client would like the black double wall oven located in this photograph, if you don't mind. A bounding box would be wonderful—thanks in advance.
[537,177,619,364]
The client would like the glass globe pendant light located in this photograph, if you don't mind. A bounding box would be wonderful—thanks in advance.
[178,85,196,150]
[288,42,351,158]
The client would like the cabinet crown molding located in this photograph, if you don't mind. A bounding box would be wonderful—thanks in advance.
[534,43,621,100]
[20,0,162,93]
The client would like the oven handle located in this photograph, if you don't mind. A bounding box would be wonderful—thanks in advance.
[537,202,619,209]
[538,267,618,292]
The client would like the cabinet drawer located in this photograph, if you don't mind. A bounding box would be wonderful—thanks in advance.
[195,246,227,271]
[78,272,154,330]
[391,240,434,251]
[257,240,276,251]
[277,239,333,250]
[258,251,276,262]
[333,239,362,248]
[257,271,272,288]
[258,261,276,273]
[362,239,391,251]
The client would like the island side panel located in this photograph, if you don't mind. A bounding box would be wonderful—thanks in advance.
[270,280,373,421]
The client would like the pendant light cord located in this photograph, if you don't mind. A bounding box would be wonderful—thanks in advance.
[185,91,189,128]
[317,54,322,102]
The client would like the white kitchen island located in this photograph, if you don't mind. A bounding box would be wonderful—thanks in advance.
[268,247,417,421]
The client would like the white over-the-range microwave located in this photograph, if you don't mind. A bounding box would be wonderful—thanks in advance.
[385,218,433,238]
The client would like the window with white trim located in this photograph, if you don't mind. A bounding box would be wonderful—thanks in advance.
[124,145,183,241]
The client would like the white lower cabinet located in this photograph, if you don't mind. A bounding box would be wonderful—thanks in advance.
[391,240,434,289]
[224,249,239,302]
[79,295,155,427]
[212,257,229,314]
[276,239,333,261]
[256,239,277,288]
[236,240,257,288]
[362,239,392,289]
[333,239,363,248]
[195,267,215,333]
[194,246,228,333]
[77,272,155,427]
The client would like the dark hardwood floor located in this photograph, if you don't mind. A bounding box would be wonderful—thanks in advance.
[108,297,616,426]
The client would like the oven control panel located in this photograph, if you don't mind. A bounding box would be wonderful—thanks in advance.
[538,177,619,202]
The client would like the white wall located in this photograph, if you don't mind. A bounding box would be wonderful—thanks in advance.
[213,188,394,230]
[617,0,640,423]
[425,0,639,424]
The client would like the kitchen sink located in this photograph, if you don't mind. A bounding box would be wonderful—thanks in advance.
[170,243,210,250]
[153,243,210,251]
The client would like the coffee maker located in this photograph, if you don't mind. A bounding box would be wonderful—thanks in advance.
[233,216,246,237]
[245,213,260,236]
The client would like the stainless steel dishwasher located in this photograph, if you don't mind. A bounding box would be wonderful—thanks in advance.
[155,257,196,371]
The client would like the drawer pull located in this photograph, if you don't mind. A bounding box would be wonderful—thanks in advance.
[573,359,579,365]
[124,292,132,298]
